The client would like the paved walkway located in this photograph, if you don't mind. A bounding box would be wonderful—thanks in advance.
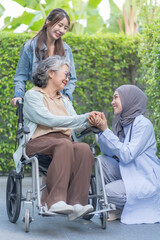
[1,176,160,240]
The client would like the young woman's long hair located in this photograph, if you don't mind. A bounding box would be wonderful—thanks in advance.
[34,8,70,60]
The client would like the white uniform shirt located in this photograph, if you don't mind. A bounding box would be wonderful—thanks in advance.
[98,115,160,224]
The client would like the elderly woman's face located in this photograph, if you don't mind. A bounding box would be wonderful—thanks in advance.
[50,64,69,90]
[112,91,122,115]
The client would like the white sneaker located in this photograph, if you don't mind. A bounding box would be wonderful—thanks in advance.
[68,204,94,221]
[48,201,74,215]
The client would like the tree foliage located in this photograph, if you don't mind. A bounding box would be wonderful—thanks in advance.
[105,0,160,35]
[0,0,104,34]
[0,3,4,17]
[1,0,160,35]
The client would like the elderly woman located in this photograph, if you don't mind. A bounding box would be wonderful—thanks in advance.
[14,55,94,221]
[88,85,160,224]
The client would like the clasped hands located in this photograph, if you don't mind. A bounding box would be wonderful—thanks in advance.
[88,111,107,132]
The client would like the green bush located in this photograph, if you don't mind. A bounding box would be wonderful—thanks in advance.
[138,21,160,158]
[0,32,33,173]
[0,31,145,174]
[65,33,140,116]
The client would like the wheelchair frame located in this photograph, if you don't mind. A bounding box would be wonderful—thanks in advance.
[6,99,115,232]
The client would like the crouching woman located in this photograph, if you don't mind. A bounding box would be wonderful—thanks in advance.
[88,84,160,224]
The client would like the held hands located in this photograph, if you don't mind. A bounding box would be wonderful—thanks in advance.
[88,111,107,132]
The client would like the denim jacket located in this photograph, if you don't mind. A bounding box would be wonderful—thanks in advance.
[13,88,89,173]
[13,36,77,100]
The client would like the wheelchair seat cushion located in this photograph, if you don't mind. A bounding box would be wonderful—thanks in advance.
[21,153,52,170]
[36,153,52,169]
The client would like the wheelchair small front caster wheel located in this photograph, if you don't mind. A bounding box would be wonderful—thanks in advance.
[24,208,32,232]
[100,211,107,229]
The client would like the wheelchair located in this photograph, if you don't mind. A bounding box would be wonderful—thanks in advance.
[6,99,116,232]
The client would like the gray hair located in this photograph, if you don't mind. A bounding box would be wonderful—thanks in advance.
[33,55,70,88]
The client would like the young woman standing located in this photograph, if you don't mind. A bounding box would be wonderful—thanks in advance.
[11,8,76,106]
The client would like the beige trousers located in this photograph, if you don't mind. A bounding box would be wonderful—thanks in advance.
[26,132,94,209]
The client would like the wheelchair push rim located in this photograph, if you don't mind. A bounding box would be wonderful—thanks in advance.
[6,170,22,223]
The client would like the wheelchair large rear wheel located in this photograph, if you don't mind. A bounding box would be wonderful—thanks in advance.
[6,170,22,223]
[83,175,97,220]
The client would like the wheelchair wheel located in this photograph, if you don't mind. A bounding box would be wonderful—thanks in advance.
[83,175,97,220]
[100,209,107,229]
[6,170,22,223]
[25,208,30,232]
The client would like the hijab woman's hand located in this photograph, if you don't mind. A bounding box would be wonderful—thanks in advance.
[88,112,107,132]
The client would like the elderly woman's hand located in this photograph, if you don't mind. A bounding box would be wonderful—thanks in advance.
[88,112,107,132]
[89,111,102,117]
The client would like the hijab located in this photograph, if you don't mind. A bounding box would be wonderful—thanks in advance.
[112,85,147,140]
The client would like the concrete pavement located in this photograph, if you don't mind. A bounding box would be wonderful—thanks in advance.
[1,176,160,240]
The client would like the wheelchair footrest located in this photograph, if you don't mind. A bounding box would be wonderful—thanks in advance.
[88,208,109,215]
[40,211,58,217]
[87,203,116,215]
[39,206,58,217]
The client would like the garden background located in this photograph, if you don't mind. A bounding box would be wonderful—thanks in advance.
[0,0,160,174]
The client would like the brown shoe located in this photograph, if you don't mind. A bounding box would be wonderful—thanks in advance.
[108,209,122,221]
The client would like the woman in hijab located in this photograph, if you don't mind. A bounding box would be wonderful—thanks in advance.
[88,85,160,224]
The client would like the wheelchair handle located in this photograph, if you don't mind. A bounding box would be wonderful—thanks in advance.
[16,98,23,105]
[16,99,23,128]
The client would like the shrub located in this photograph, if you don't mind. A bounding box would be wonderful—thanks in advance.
[138,21,160,158]
[0,31,142,173]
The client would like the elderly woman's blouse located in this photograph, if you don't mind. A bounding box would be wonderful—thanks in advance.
[32,87,72,139]
[13,89,89,173]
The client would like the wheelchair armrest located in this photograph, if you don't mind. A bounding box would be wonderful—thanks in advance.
[76,127,100,139]
[90,126,100,134]
[17,126,30,136]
